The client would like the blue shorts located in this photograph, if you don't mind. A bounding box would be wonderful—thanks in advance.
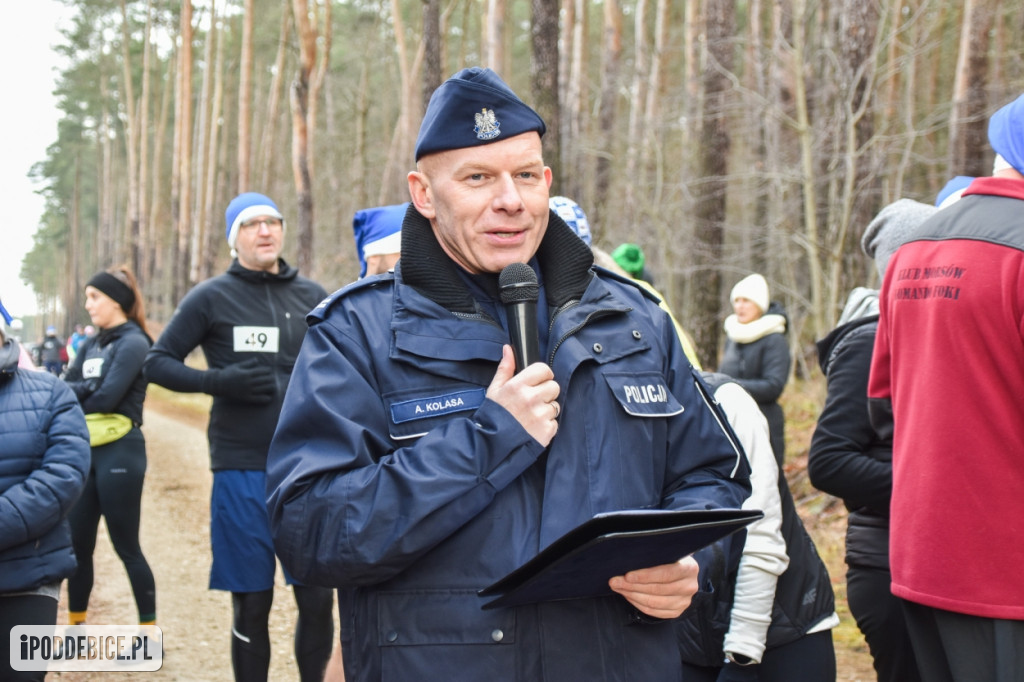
[209,470,297,592]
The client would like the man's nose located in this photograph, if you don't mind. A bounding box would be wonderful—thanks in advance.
[493,174,525,212]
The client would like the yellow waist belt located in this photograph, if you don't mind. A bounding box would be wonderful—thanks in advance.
[85,413,134,447]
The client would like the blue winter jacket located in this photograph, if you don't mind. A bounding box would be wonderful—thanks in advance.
[267,210,750,682]
[0,339,90,593]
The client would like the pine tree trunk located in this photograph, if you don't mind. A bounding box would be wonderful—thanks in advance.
[173,0,194,301]
[237,0,254,192]
[594,0,622,232]
[949,0,993,178]
[290,0,317,274]
[119,0,140,275]
[531,0,561,187]
[692,0,734,369]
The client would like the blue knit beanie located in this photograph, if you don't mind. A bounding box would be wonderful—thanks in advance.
[225,192,284,249]
[549,196,592,247]
[415,67,546,161]
[353,203,407,277]
[988,92,1024,174]
[935,176,975,208]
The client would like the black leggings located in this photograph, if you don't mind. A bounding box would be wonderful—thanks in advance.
[67,429,156,621]
[681,629,836,681]
[231,585,334,682]
[1,593,58,682]
[847,564,921,682]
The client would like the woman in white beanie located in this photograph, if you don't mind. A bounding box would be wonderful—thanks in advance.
[719,273,791,465]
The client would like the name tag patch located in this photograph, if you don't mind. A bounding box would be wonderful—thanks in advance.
[604,373,684,417]
[233,326,280,353]
[83,357,104,379]
[390,388,486,424]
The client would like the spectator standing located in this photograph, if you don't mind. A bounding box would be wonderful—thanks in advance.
[352,203,407,278]
[143,192,333,682]
[718,274,791,465]
[40,326,65,376]
[809,198,936,682]
[611,241,655,285]
[266,67,750,682]
[1,314,91,682]
[62,266,156,625]
[323,201,407,681]
[66,324,87,364]
[550,195,703,368]
[868,93,1024,680]
[678,372,838,681]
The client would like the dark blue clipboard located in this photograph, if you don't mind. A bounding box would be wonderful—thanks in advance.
[478,508,762,610]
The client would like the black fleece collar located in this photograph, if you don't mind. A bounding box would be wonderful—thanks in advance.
[228,258,300,283]
[398,204,595,315]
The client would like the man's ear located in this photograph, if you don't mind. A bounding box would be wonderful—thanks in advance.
[407,170,435,219]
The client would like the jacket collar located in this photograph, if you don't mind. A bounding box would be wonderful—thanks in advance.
[0,339,18,379]
[398,204,595,315]
[227,258,300,283]
[94,320,150,347]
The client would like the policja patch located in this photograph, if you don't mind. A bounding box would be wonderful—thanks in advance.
[603,372,684,417]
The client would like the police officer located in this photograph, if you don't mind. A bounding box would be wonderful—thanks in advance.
[266,68,750,682]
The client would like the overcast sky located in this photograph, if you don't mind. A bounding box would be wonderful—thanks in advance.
[1,0,68,323]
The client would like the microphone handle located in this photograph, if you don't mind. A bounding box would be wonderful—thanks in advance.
[506,300,540,373]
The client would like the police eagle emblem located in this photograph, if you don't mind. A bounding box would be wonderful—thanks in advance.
[474,108,501,140]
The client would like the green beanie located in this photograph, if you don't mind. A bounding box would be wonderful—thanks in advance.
[611,243,645,278]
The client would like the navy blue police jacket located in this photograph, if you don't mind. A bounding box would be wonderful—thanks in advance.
[266,210,750,682]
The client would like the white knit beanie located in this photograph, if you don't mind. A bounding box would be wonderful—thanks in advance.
[730,274,770,313]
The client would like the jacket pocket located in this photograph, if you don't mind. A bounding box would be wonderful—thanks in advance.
[602,372,683,417]
[377,589,515,679]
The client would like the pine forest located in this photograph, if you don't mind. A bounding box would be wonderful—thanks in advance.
[21,0,1024,369]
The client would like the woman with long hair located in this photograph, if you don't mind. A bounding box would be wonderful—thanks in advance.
[63,265,156,624]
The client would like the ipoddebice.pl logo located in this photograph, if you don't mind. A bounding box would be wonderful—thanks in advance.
[11,625,163,672]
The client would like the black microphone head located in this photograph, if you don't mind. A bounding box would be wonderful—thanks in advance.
[499,263,539,304]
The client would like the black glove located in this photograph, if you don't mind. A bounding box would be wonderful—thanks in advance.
[716,661,760,682]
[201,358,276,404]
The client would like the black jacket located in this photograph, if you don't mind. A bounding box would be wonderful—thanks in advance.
[718,306,790,462]
[63,320,152,425]
[677,372,835,666]
[143,259,327,470]
[809,314,892,570]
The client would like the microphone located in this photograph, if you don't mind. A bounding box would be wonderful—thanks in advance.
[499,263,541,373]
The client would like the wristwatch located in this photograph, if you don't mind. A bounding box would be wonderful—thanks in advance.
[725,652,756,666]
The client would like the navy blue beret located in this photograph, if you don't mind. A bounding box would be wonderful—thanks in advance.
[415,67,546,161]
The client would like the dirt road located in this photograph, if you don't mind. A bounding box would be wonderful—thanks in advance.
[51,396,327,682]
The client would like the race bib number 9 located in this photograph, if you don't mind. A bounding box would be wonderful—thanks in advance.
[233,326,280,353]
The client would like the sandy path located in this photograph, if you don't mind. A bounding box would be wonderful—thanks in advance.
[50,400,333,682]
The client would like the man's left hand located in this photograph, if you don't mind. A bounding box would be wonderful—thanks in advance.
[608,556,698,619]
